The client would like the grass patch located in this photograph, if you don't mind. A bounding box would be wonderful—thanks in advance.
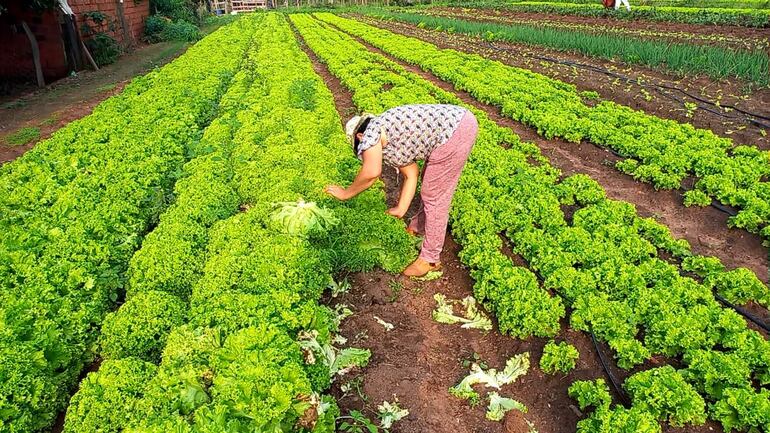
[96,83,117,93]
[1,100,26,110]
[38,113,59,126]
[3,127,40,147]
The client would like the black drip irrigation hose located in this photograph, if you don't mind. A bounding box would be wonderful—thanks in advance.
[714,292,770,333]
[590,331,632,407]
[479,41,770,130]
[709,199,740,217]
[546,284,631,405]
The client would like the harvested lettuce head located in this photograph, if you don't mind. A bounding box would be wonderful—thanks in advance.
[486,392,527,421]
[270,199,338,236]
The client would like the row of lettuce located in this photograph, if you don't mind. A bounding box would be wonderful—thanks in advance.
[367,9,770,85]
[495,1,770,27]
[330,13,770,247]
[60,13,414,433]
[293,13,770,432]
[0,18,260,433]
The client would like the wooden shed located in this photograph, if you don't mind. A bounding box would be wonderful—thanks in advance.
[210,0,269,13]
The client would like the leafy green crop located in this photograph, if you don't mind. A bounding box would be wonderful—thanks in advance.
[323,13,770,247]
[568,379,661,433]
[368,10,770,85]
[295,14,770,433]
[498,1,770,27]
[0,18,256,432]
[539,340,579,374]
[63,358,157,433]
[99,291,187,363]
[624,366,707,427]
[2,126,40,147]
[61,13,416,433]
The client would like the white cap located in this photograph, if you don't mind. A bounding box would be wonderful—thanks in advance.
[345,114,374,147]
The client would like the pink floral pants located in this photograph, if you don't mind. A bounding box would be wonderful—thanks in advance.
[408,111,479,263]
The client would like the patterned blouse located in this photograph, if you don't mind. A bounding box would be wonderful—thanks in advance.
[357,104,468,167]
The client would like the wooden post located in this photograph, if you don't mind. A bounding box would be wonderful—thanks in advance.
[20,21,45,88]
[115,0,133,50]
[80,39,100,70]
[62,11,83,71]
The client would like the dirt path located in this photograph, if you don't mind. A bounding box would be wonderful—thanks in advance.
[354,15,770,150]
[0,39,191,165]
[293,20,722,433]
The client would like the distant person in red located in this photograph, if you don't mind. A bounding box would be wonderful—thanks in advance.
[615,0,632,11]
[603,0,630,10]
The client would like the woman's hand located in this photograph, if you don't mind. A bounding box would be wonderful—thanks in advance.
[387,207,406,219]
[325,185,350,201]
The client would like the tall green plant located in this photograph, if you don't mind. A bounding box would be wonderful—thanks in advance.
[150,0,201,23]
[369,10,770,85]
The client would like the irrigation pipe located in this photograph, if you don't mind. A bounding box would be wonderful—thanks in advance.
[541,283,631,405]
[714,293,770,332]
[590,331,631,406]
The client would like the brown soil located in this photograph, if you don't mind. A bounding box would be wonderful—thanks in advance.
[434,6,770,51]
[333,243,721,433]
[326,18,769,282]
[354,15,770,150]
[334,244,605,433]
[0,39,193,165]
[294,19,736,433]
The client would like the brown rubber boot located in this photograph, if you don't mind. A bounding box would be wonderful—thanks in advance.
[403,257,442,277]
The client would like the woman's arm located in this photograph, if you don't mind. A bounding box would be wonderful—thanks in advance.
[325,144,382,200]
[388,162,419,218]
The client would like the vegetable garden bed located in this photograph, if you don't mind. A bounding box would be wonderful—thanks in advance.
[1,9,769,433]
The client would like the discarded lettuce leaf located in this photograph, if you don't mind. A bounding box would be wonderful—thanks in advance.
[412,270,443,281]
[333,348,371,376]
[450,353,531,402]
[298,330,370,378]
[496,352,530,385]
[431,293,492,331]
[486,391,527,421]
[378,400,409,429]
[332,304,354,328]
[449,363,486,402]
[328,277,351,298]
[374,315,394,331]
